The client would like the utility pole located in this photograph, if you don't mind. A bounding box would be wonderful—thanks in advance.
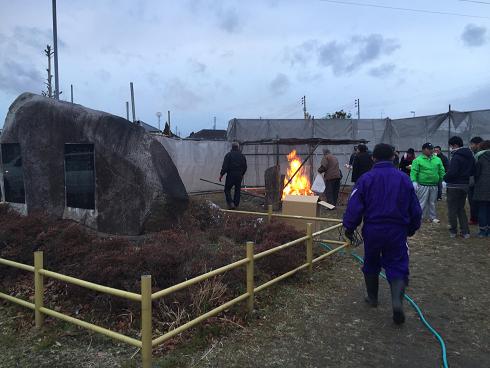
[130,82,136,123]
[43,45,53,98]
[355,99,360,120]
[126,101,130,121]
[156,112,162,131]
[167,110,171,133]
[213,116,216,130]
[301,96,307,119]
[448,104,452,157]
[70,84,73,103]
[52,0,60,100]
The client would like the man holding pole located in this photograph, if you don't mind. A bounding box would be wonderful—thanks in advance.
[343,144,422,325]
[318,149,341,206]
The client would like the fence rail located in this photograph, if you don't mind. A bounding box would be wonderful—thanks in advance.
[0,206,348,368]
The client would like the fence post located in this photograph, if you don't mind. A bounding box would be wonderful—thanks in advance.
[34,251,44,328]
[267,204,273,223]
[246,241,254,313]
[306,223,313,276]
[141,275,152,368]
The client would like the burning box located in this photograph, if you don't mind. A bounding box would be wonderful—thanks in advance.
[282,194,319,231]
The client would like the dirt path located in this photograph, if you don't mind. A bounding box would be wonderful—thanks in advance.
[190,203,490,368]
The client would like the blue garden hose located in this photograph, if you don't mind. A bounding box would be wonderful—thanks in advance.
[320,242,449,368]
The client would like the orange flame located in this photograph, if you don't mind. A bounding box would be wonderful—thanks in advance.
[282,150,313,199]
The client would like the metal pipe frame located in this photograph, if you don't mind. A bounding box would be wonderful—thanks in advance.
[39,269,141,302]
[220,209,342,223]
[39,307,142,347]
[0,292,35,310]
[0,258,34,272]
[151,293,249,347]
[151,258,249,300]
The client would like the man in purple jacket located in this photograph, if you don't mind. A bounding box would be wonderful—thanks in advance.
[343,144,422,325]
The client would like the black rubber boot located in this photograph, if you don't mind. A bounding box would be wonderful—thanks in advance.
[363,273,379,307]
[390,279,406,325]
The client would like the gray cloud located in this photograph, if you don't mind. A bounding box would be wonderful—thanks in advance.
[284,40,318,66]
[461,24,487,47]
[188,59,207,74]
[369,63,396,78]
[217,7,241,33]
[286,34,400,76]
[187,1,242,33]
[269,73,290,95]
[0,59,43,94]
[163,78,204,110]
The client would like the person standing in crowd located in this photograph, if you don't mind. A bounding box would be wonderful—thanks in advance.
[434,145,449,201]
[473,140,490,237]
[444,136,475,238]
[468,136,484,225]
[399,148,415,175]
[318,149,341,206]
[411,143,445,223]
[343,144,422,325]
[351,144,373,183]
[393,149,400,167]
[348,146,358,167]
[219,142,247,210]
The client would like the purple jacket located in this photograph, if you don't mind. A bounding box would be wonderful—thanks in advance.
[343,161,422,236]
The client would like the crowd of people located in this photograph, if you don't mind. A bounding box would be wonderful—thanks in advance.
[331,137,490,238]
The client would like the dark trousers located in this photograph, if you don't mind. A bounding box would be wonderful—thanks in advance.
[224,173,242,207]
[324,178,341,206]
[478,201,490,229]
[447,188,469,235]
[437,181,443,200]
[468,186,479,221]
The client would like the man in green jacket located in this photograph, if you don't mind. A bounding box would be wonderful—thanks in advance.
[410,143,446,223]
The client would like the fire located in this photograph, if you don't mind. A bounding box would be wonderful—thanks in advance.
[282,150,313,198]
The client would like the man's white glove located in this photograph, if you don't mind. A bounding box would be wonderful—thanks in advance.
[413,182,419,191]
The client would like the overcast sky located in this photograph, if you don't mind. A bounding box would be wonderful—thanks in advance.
[1,0,489,136]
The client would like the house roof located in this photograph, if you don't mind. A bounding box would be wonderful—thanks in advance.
[187,129,227,140]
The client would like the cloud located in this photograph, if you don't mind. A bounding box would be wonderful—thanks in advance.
[163,78,204,110]
[284,40,318,66]
[369,63,396,78]
[217,7,241,33]
[187,1,242,33]
[269,73,290,95]
[188,59,207,74]
[461,24,487,47]
[0,59,43,94]
[286,34,400,76]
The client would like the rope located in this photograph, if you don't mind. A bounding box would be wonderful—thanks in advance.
[319,240,449,368]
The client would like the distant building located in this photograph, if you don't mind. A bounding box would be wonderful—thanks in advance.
[137,120,161,134]
[188,129,227,141]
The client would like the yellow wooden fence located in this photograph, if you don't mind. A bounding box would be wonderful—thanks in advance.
[0,206,347,367]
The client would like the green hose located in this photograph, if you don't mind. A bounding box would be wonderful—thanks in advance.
[319,242,449,368]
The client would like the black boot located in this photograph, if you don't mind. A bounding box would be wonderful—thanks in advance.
[390,279,406,325]
[363,273,379,307]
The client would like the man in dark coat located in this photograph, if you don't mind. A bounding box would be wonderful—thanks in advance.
[219,142,247,209]
[473,140,490,237]
[434,145,449,200]
[468,136,484,224]
[444,136,476,238]
[351,144,373,183]
[343,144,422,325]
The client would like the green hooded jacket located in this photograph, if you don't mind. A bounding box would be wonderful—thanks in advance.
[410,154,445,186]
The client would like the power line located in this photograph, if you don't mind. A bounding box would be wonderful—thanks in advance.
[320,0,490,19]
[459,0,490,5]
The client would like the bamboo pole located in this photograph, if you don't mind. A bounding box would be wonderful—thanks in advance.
[246,242,254,313]
[0,258,34,272]
[267,204,273,223]
[306,223,313,276]
[141,275,152,368]
[34,251,44,328]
